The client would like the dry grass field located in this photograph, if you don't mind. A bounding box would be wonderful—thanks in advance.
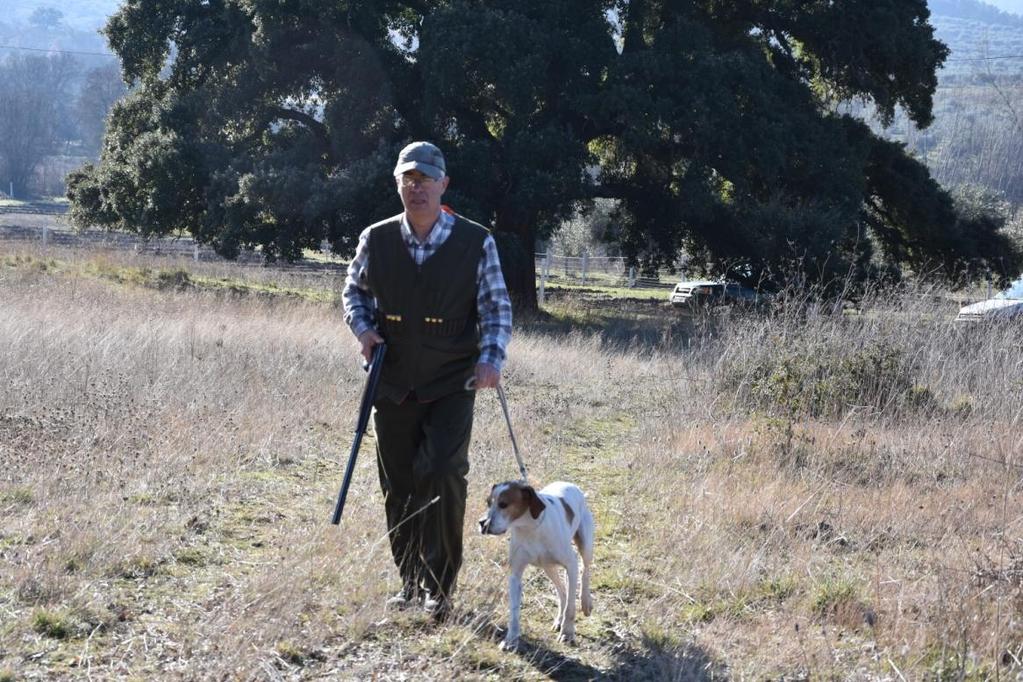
[1,235,1022,680]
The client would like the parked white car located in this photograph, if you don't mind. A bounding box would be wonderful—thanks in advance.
[955,278,1023,322]
[669,279,767,308]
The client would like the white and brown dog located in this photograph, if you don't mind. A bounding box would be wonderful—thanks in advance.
[479,480,595,651]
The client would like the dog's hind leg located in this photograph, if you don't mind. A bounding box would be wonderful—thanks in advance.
[575,508,595,617]
[542,563,567,632]
[559,553,578,644]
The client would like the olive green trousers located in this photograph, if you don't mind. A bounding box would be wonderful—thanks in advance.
[373,390,475,599]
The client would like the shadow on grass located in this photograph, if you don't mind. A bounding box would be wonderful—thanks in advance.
[369,607,724,681]
[513,631,721,681]
[460,611,720,682]
[515,295,702,353]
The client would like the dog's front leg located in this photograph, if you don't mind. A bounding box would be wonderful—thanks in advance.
[500,564,525,652]
[558,553,578,644]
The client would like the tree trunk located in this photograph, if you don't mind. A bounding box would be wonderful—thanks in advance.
[494,209,538,311]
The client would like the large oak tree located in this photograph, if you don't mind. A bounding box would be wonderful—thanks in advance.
[68,0,1021,306]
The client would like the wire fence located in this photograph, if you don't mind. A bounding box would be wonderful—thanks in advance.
[534,253,679,302]
[2,212,685,298]
[0,204,68,216]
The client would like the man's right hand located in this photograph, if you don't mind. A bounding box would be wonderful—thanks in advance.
[358,329,385,364]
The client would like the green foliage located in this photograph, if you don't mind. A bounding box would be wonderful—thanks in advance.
[550,199,620,257]
[919,647,996,681]
[950,394,976,418]
[152,268,192,291]
[275,640,307,666]
[724,337,923,419]
[810,576,861,617]
[66,0,1021,307]
[0,486,34,507]
[172,547,208,567]
[678,576,800,625]
[863,133,1020,287]
[952,184,1014,229]
[110,554,162,580]
[31,609,73,640]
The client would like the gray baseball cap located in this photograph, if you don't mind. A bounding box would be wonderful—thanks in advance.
[393,141,446,180]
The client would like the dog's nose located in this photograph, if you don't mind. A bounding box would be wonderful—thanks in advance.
[478,517,490,534]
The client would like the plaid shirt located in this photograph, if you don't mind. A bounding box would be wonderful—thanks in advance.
[342,210,512,370]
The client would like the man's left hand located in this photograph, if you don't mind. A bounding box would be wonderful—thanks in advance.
[474,362,501,389]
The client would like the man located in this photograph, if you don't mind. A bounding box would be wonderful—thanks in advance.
[342,141,512,621]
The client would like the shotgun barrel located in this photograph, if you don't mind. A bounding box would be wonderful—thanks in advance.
[331,342,387,525]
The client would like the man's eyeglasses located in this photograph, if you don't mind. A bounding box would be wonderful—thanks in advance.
[399,175,437,189]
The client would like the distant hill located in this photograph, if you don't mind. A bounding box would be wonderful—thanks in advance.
[872,2,1023,203]
[932,0,1023,25]
[932,15,1023,78]
[0,2,119,69]
[965,0,1023,16]
[929,0,1023,80]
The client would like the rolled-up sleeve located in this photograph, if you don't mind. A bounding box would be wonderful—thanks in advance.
[477,235,512,370]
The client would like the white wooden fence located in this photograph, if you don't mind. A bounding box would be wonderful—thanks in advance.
[535,252,678,303]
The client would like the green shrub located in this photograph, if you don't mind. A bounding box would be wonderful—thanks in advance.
[276,641,306,666]
[173,547,207,566]
[809,576,874,630]
[721,338,925,419]
[31,609,73,639]
[810,577,859,617]
[0,486,33,507]
[152,268,192,290]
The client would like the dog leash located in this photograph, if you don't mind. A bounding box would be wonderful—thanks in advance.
[495,384,529,482]
[466,377,529,482]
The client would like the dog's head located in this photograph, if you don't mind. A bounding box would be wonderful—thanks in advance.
[478,481,545,535]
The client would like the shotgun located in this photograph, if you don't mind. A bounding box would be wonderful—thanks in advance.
[331,342,387,524]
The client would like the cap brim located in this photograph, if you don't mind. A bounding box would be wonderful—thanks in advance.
[393,161,445,180]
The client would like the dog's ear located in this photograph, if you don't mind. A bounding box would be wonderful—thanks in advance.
[523,486,545,519]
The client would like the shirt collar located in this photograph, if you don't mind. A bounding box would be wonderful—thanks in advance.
[400,210,454,246]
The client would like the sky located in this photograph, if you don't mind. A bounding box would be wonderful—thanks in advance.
[2,0,1023,33]
[986,0,1023,14]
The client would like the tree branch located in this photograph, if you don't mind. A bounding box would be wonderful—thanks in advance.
[621,0,650,55]
[268,105,333,158]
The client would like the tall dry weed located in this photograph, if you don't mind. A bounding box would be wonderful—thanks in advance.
[1,244,1021,679]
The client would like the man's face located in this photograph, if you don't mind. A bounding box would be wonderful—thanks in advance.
[397,170,448,223]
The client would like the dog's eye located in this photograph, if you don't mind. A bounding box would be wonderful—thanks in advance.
[498,502,508,509]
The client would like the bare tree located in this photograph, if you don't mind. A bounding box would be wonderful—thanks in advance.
[28,7,65,29]
[0,53,79,198]
[76,62,127,157]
